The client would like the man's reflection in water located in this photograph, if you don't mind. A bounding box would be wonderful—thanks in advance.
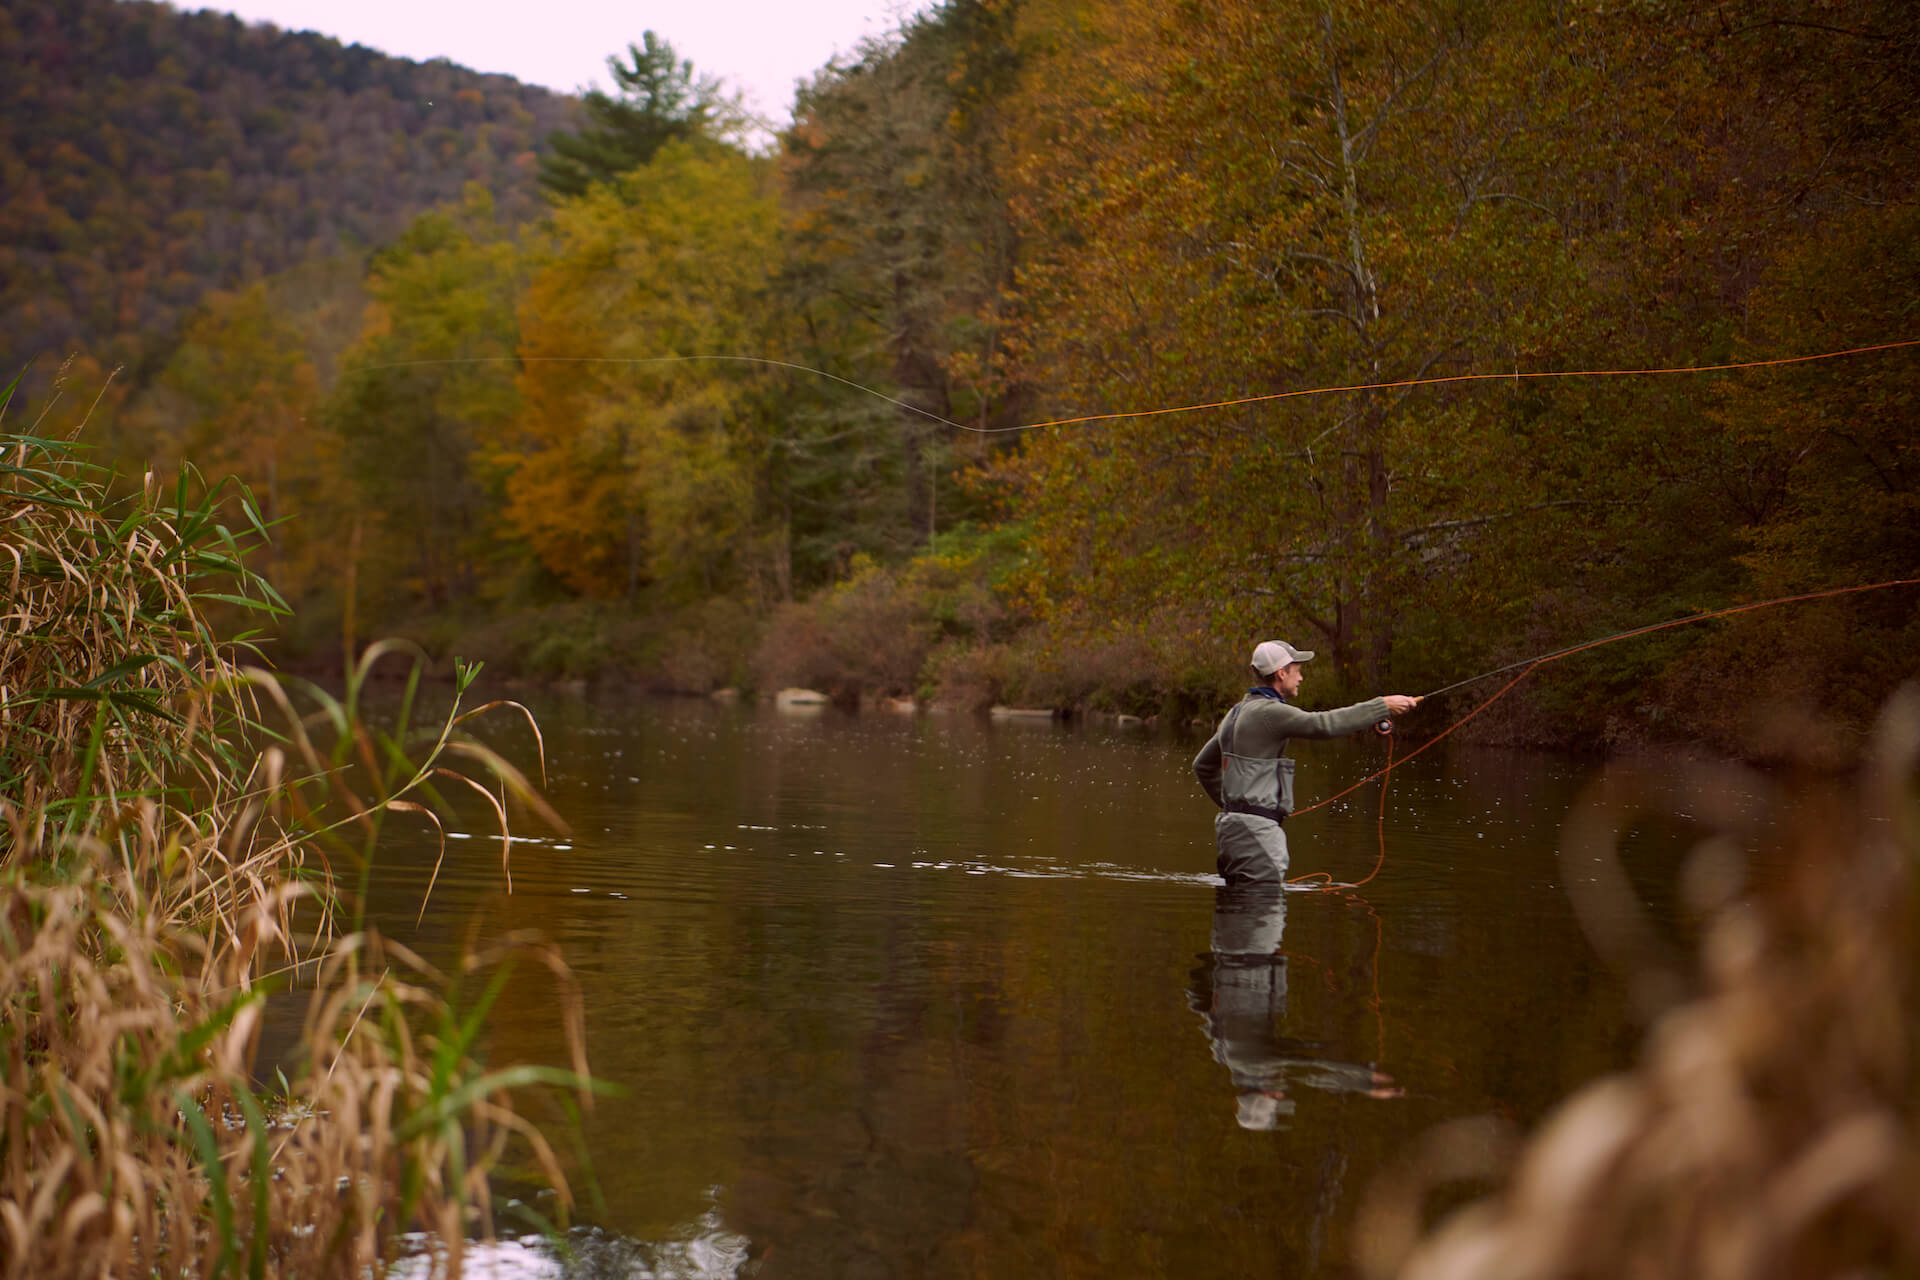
[1191,886,1401,1131]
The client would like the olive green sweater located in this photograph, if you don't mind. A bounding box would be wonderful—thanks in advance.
[1191,695,1389,810]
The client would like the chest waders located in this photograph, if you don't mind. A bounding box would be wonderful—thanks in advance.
[1219,700,1297,821]
[1213,699,1296,888]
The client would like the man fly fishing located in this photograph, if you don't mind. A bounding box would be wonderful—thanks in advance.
[1193,641,1422,887]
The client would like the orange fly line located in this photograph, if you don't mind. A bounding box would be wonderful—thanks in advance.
[997,338,1920,435]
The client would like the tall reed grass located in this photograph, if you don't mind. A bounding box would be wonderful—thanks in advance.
[1,371,600,1277]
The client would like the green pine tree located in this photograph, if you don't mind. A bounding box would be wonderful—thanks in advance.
[537,32,724,199]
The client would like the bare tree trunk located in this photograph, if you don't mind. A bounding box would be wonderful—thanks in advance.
[891,283,950,547]
[1326,7,1393,686]
[1365,425,1392,685]
[621,422,642,603]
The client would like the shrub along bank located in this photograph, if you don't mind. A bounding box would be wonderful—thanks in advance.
[357,522,1252,722]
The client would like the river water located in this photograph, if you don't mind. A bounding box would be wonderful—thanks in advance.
[359,691,1700,1279]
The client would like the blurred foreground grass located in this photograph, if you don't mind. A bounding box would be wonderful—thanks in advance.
[1363,687,1920,1278]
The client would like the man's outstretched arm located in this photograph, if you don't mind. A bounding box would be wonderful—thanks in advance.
[1267,694,1418,739]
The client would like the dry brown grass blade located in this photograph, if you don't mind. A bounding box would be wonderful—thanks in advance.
[430,765,525,895]
[389,799,450,927]
[452,700,551,788]
[440,740,568,836]
[1,542,21,601]
[475,1100,575,1212]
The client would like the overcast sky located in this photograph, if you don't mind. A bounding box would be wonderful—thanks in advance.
[195,1,920,129]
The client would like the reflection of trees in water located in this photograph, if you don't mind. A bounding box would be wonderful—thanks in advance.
[724,909,981,1278]
[722,885,1415,1276]
[352,697,1698,1278]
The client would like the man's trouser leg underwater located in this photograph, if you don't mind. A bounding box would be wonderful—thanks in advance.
[1214,811,1288,888]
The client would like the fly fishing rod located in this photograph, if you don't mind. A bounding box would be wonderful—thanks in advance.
[1360,574,1920,738]
[1295,574,1920,890]
[1324,574,1920,799]
[1422,576,1920,703]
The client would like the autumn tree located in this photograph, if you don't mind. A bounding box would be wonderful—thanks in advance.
[776,0,1026,578]
[1505,0,1920,736]
[1000,0,1636,688]
[327,186,522,614]
[502,141,780,601]
[134,284,318,574]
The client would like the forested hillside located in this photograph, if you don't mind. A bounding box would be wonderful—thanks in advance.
[19,0,1917,755]
[0,0,575,386]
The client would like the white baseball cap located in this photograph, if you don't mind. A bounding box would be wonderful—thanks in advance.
[1250,640,1315,675]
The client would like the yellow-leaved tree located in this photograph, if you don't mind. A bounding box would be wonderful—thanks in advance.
[327,187,523,622]
[500,141,780,601]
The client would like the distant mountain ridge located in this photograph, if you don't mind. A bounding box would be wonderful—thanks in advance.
[0,0,578,385]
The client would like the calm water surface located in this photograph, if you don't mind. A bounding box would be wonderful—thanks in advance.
[356,691,1702,1278]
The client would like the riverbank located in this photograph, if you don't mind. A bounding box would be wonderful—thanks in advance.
[268,577,1896,771]
[256,507,1910,770]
